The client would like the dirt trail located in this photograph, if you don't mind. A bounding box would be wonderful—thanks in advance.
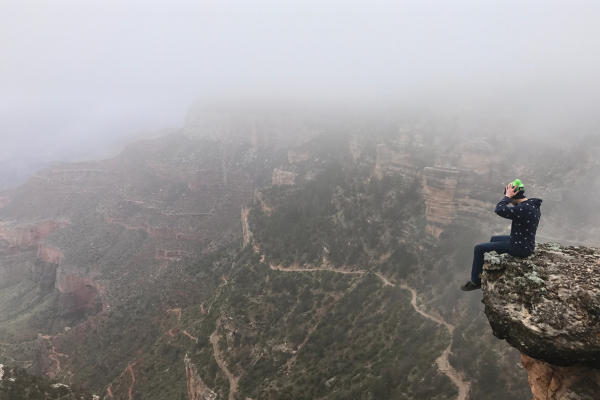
[210,317,239,400]
[40,336,68,379]
[48,346,69,377]
[437,344,470,400]
[397,283,454,334]
[183,330,198,343]
[270,265,470,400]
[127,363,137,400]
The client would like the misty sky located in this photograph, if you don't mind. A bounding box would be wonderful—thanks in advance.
[1,1,600,164]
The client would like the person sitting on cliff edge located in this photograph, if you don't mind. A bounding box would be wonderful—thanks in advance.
[461,179,543,291]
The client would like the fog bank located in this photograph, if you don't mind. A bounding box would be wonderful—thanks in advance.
[1,1,599,186]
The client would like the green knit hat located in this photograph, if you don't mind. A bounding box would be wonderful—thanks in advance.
[511,179,524,191]
[505,179,525,199]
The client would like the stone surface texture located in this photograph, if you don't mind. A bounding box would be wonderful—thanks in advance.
[482,243,600,367]
[482,243,600,399]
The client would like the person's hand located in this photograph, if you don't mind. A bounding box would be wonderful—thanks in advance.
[505,183,518,198]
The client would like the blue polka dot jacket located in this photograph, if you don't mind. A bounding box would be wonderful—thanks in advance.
[495,196,543,256]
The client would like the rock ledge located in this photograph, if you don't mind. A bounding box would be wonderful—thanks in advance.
[482,243,600,368]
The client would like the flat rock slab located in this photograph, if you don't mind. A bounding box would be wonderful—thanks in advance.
[481,243,600,367]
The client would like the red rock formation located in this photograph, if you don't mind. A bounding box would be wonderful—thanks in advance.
[37,245,63,264]
[0,220,68,250]
[521,355,600,400]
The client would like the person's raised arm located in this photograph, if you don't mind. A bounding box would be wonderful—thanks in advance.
[495,184,519,219]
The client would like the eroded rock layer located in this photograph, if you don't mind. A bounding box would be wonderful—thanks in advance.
[521,354,600,400]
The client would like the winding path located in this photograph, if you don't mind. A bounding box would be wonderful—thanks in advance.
[127,363,137,400]
[271,265,471,400]
[210,317,239,400]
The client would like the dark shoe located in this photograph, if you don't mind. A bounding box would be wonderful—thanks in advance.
[460,281,481,291]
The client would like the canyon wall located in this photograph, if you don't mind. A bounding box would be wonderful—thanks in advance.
[0,220,68,251]
[0,221,67,288]
[422,167,459,237]
[374,136,499,237]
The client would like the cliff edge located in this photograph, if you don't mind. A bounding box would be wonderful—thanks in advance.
[481,243,600,399]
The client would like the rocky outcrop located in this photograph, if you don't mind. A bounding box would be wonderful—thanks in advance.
[521,355,600,400]
[482,243,600,399]
[272,169,296,186]
[37,245,63,264]
[0,223,67,288]
[421,166,497,237]
[184,354,217,400]
[0,220,68,251]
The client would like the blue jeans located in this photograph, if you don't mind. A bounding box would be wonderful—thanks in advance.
[470,235,511,284]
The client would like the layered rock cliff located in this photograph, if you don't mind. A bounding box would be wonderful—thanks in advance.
[482,243,600,399]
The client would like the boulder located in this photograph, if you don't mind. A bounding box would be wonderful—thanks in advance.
[482,243,600,367]
[482,243,600,399]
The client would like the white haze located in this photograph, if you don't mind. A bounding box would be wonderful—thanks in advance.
[1,0,600,185]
